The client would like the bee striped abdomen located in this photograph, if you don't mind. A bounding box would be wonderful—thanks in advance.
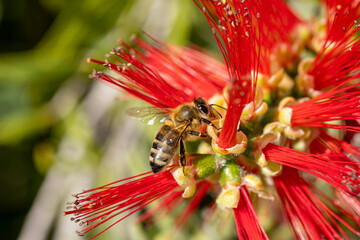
[149,124,180,173]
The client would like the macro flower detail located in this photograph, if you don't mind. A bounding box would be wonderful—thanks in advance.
[64,170,179,237]
[64,0,360,239]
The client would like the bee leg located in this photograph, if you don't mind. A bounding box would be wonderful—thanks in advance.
[187,130,208,138]
[201,118,221,130]
[237,122,241,132]
[179,137,187,176]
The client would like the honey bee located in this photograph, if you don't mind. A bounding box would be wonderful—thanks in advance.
[127,97,221,173]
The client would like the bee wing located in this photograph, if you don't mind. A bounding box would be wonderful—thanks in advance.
[126,106,170,125]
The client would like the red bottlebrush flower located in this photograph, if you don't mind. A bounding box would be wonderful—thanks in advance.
[89,36,227,110]
[64,0,360,239]
[310,130,360,158]
[305,0,360,90]
[196,0,301,148]
[63,170,179,238]
[233,187,269,240]
[289,82,360,132]
[196,0,260,147]
[263,143,360,195]
[137,181,212,229]
[275,167,359,240]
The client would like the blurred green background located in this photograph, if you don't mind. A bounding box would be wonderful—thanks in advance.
[0,0,318,239]
[0,0,220,239]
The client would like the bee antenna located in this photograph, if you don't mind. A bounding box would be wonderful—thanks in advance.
[209,104,227,118]
[209,104,227,110]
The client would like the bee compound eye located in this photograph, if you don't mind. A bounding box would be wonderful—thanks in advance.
[198,104,209,115]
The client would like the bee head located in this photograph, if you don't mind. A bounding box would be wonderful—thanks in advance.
[194,97,212,117]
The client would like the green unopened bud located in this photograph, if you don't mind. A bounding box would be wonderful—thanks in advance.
[216,185,240,209]
[220,161,242,187]
[193,154,217,180]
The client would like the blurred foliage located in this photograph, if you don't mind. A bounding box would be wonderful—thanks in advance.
[0,0,218,239]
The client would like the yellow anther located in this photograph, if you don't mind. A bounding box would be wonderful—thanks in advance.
[172,167,194,187]
[258,191,275,201]
[241,102,254,121]
[256,73,267,88]
[297,24,311,44]
[171,167,196,198]
[261,161,283,177]
[263,122,285,136]
[197,142,213,154]
[278,97,296,110]
[268,68,284,87]
[296,73,315,93]
[212,131,247,155]
[255,86,265,107]
[258,133,278,149]
[277,73,294,97]
[279,107,293,125]
[182,184,196,198]
[253,133,278,168]
[216,185,240,209]
[293,140,306,152]
[296,58,318,94]
[254,149,267,167]
[243,174,263,191]
[298,57,314,74]
[284,126,305,139]
[254,102,268,117]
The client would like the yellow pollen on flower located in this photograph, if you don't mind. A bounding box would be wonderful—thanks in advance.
[253,133,278,168]
[171,167,196,198]
[255,85,265,106]
[284,126,305,139]
[211,131,247,155]
[243,174,263,191]
[279,107,293,125]
[254,149,267,167]
[263,122,285,135]
[277,73,294,97]
[254,102,268,117]
[278,96,296,110]
[216,185,240,209]
[242,175,274,199]
[268,68,284,87]
[261,161,283,177]
[241,102,255,120]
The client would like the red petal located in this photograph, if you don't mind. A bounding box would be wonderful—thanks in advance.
[233,187,269,240]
